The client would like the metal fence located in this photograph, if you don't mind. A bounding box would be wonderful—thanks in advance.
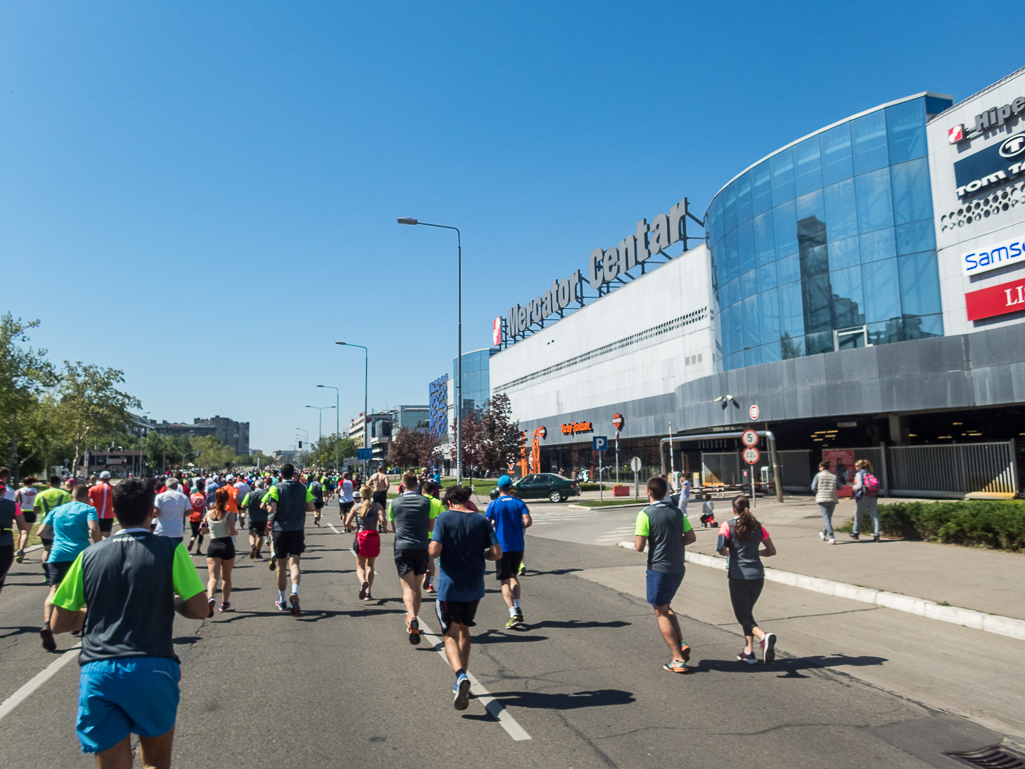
[777,450,812,491]
[701,452,741,486]
[888,441,1018,498]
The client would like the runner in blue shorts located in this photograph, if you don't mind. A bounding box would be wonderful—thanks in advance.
[50,477,209,767]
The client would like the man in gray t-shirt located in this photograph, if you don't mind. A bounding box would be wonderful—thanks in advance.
[386,472,440,645]
[634,476,696,674]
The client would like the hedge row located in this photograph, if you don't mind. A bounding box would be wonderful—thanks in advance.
[878,500,1025,552]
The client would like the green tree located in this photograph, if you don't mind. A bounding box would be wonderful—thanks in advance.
[0,314,57,481]
[191,435,236,472]
[478,393,522,474]
[21,395,67,478]
[145,431,170,469]
[58,362,141,476]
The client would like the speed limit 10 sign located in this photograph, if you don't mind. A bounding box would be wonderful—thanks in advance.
[741,429,759,447]
[743,446,760,464]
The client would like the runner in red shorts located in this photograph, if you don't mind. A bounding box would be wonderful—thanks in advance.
[344,484,383,601]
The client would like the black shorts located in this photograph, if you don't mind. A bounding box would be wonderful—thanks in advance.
[47,559,75,587]
[98,518,114,533]
[394,548,430,577]
[21,511,37,524]
[495,551,524,581]
[272,530,306,558]
[435,599,480,634]
[249,520,268,535]
[189,521,202,537]
[314,501,324,510]
[206,537,236,560]
[338,502,354,517]
[0,545,14,590]
[373,490,388,507]
[40,537,53,548]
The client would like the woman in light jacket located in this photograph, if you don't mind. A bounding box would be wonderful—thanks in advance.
[810,460,838,544]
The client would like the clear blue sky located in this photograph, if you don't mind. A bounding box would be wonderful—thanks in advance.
[1,2,1019,452]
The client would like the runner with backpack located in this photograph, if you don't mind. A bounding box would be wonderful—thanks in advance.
[851,459,881,542]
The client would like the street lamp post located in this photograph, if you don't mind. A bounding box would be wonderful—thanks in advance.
[336,342,369,480]
[305,405,335,468]
[296,428,309,468]
[397,217,463,484]
[317,385,341,470]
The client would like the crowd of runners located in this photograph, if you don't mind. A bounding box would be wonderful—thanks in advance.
[0,462,778,768]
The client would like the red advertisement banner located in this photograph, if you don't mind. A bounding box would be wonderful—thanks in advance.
[965,277,1025,321]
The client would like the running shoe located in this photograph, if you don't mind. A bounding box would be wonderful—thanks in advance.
[365,592,373,601]
[680,642,692,663]
[662,659,689,674]
[359,581,369,601]
[818,532,826,542]
[269,557,276,571]
[407,616,421,645]
[289,593,301,617]
[828,538,836,545]
[761,632,776,664]
[422,574,431,590]
[505,616,520,629]
[453,674,470,710]
[275,597,288,611]
[849,532,860,540]
[208,598,215,618]
[514,610,524,625]
[15,549,24,564]
[40,624,57,652]
[187,540,194,552]
[219,602,231,612]
[737,650,758,665]
[249,544,258,559]
[518,562,526,576]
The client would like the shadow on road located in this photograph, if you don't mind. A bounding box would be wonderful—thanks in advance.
[524,568,582,576]
[486,688,635,710]
[473,629,549,645]
[0,625,43,639]
[528,619,630,630]
[689,653,888,678]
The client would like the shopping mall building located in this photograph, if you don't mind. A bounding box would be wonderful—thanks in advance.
[487,66,1025,498]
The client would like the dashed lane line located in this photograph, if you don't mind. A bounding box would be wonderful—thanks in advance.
[418,621,532,741]
[327,523,341,534]
[0,646,80,724]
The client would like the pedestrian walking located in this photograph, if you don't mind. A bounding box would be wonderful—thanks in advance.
[429,484,501,710]
[39,483,100,652]
[203,487,237,614]
[716,496,777,664]
[343,484,383,601]
[634,476,696,673]
[48,477,208,767]
[484,475,532,628]
[851,459,881,542]
[811,460,838,544]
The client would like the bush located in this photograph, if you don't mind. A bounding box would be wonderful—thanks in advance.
[878,500,1025,551]
[579,483,610,491]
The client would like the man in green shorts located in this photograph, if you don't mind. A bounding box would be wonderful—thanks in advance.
[634,476,696,674]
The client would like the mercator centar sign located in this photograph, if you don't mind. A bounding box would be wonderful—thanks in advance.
[506,197,696,338]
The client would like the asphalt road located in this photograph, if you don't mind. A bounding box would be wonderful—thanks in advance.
[0,504,1012,769]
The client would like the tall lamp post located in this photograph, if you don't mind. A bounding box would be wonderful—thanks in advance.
[305,405,334,468]
[397,217,463,484]
[336,342,369,480]
[317,385,341,470]
[296,428,309,468]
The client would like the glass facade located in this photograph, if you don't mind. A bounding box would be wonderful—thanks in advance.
[706,95,951,371]
[453,349,495,415]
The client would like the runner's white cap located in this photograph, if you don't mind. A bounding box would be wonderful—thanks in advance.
[226,473,235,481]
[99,471,111,479]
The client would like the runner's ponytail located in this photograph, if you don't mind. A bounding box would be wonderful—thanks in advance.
[732,495,760,541]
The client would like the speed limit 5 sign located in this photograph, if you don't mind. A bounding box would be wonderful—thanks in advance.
[741,429,759,447]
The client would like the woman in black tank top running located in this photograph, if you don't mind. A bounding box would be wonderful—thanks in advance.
[343,485,383,601]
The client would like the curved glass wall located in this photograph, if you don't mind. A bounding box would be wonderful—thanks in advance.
[453,349,494,414]
[706,95,952,371]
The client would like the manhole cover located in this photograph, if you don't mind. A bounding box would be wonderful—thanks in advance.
[945,746,1025,768]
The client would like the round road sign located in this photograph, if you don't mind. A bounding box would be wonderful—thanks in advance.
[741,429,759,447]
[630,456,642,473]
[613,413,624,430]
[743,446,760,464]
[749,404,760,420]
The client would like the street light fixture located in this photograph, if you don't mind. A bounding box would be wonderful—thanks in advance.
[317,385,341,470]
[305,405,335,468]
[397,217,463,484]
[336,342,369,479]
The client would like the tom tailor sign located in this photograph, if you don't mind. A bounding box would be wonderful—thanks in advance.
[954,132,1025,199]
[965,277,1025,321]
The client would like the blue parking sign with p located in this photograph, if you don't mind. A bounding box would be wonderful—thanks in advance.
[593,436,608,452]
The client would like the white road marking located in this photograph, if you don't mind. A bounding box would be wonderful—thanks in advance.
[418,622,532,741]
[0,646,80,724]
[328,523,340,534]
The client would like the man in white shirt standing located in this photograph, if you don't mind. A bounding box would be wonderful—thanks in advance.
[153,477,190,545]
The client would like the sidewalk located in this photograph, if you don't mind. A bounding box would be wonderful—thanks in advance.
[682,495,1025,622]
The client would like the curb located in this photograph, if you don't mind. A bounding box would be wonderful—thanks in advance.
[617,542,1025,643]
[566,502,646,511]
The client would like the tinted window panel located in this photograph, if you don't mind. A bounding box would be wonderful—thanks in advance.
[862,258,901,323]
[851,110,889,175]
[753,210,776,267]
[794,136,823,197]
[896,220,936,255]
[856,168,894,233]
[771,148,796,207]
[773,200,798,258]
[860,227,897,264]
[752,162,773,216]
[823,178,858,240]
[886,99,927,164]
[898,251,942,316]
[821,123,853,185]
[891,157,933,225]
[828,236,860,271]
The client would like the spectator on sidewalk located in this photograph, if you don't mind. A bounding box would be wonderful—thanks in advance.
[851,460,880,542]
[811,460,838,545]
[717,495,777,664]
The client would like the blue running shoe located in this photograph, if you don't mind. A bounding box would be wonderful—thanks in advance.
[453,674,470,710]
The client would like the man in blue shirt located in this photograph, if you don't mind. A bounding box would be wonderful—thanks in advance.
[485,475,532,628]
[429,485,501,710]
[39,484,101,652]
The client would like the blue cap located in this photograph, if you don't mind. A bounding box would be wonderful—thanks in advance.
[498,474,513,488]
